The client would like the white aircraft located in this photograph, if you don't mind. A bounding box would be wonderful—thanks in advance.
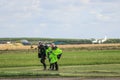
[92,36,107,44]
[92,39,98,44]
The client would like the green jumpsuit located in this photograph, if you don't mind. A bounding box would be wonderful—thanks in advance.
[49,47,62,70]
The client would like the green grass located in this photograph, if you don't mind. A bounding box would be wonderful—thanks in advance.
[0,64,120,78]
[0,50,40,68]
[0,50,120,77]
[61,50,120,65]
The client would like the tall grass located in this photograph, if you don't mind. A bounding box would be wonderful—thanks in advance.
[0,50,120,77]
[0,50,39,68]
[0,50,120,68]
[60,50,120,65]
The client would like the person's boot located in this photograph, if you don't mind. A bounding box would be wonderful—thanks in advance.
[48,64,52,70]
[43,63,46,70]
[51,63,54,70]
[55,62,58,71]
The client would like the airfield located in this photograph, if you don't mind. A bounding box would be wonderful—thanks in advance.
[0,43,120,80]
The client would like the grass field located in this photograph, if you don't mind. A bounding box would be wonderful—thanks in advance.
[0,49,120,78]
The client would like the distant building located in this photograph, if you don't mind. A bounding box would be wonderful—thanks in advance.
[21,40,31,45]
[7,41,11,44]
[0,41,6,44]
[53,41,66,45]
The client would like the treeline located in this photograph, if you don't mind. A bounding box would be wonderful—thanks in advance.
[105,39,120,43]
[0,38,120,44]
[53,39,92,44]
[53,39,120,44]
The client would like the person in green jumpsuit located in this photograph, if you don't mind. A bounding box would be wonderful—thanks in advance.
[49,43,62,70]
[49,51,58,70]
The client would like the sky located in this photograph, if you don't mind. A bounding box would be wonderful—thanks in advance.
[0,0,120,39]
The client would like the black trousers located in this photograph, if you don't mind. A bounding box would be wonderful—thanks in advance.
[51,62,58,70]
[40,58,46,70]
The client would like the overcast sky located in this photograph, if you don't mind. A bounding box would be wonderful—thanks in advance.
[0,0,120,39]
